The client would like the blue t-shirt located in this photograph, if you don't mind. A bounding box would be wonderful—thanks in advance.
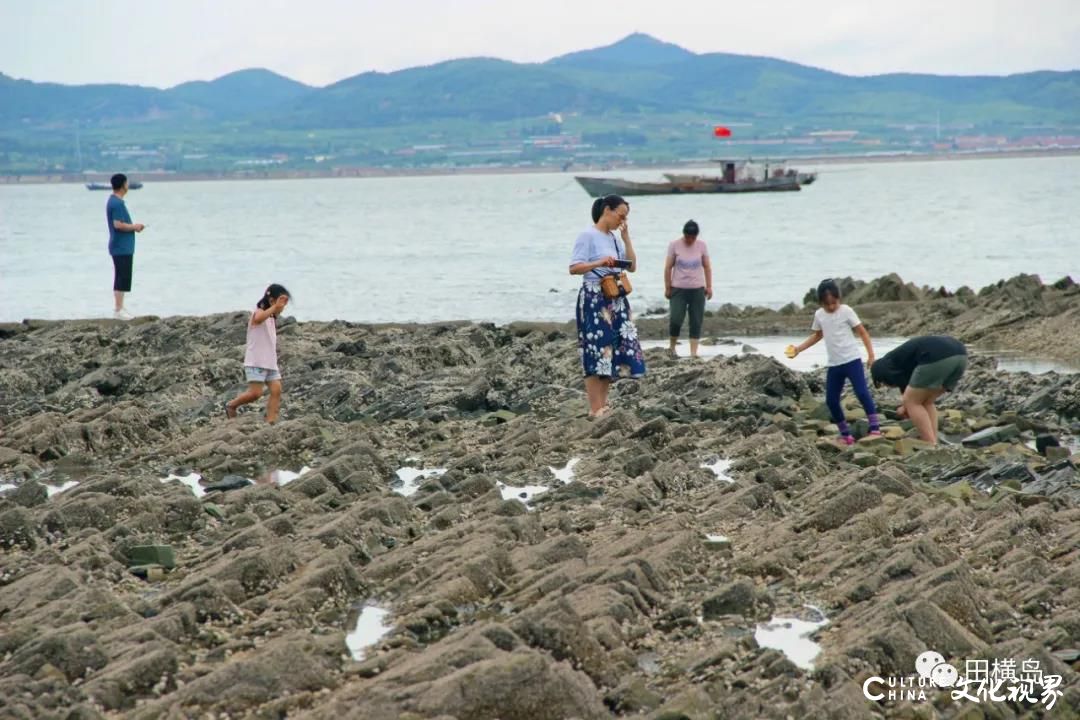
[106,195,135,256]
[570,227,626,286]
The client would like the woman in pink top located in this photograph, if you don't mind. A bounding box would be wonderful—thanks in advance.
[664,220,712,358]
[226,284,290,423]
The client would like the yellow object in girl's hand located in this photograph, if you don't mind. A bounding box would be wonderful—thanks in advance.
[784,345,798,359]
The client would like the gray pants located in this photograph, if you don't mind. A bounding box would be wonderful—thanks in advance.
[669,287,706,339]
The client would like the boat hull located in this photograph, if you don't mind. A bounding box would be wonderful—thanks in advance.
[86,181,143,190]
[665,171,817,186]
[575,175,800,196]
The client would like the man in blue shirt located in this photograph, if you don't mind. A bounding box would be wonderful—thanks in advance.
[106,173,145,319]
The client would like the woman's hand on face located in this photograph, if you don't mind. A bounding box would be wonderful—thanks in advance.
[619,222,630,241]
[272,296,288,314]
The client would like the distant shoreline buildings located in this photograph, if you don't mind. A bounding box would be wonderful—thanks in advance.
[2,146,1078,186]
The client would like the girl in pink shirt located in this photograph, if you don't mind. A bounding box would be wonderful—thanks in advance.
[226,284,290,423]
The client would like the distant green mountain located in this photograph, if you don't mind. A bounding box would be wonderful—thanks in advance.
[0,68,312,126]
[169,69,312,115]
[2,34,1078,131]
[549,32,697,68]
[1,34,1078,175]
[277,58,650,128]
[544,36,1080,125]
[264,35,1080,128]
[0,73,180,126]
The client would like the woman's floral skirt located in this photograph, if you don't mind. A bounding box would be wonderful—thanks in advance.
[576,284,647,380]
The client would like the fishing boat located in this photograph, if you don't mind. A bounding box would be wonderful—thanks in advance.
[663,171,817,186]
[576,160,809,197]
[665,161,816,186]
[86,181,143,190]
[575,174,799,197]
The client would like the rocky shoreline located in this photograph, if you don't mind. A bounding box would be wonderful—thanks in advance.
[634,273,1080,365]
[1,273,1079,719]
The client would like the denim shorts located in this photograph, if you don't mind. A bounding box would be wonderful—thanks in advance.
[244,366,282,383]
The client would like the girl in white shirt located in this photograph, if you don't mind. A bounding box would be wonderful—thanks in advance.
[787,279,880,445]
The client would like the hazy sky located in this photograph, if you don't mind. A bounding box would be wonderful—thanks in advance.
[2,0,1078,87]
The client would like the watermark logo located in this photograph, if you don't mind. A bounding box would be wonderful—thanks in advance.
[862,650,1064,711]
[914,651,959,688]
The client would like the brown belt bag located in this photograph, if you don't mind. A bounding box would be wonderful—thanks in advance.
[600,272,633,299]
[593,231,632,299]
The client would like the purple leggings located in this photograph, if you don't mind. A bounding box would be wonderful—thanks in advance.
[827,359,879,436]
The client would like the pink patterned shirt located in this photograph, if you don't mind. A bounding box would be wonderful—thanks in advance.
[243,312,278,370]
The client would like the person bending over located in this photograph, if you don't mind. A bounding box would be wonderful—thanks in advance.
[871,335,968,444]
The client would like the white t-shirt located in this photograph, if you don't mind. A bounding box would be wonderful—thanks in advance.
[812,304,864,367]
[570,227,626,287]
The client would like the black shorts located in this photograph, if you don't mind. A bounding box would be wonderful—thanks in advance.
[112,254,133,292]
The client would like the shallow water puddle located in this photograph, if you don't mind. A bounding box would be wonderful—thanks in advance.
[45,480,79,497]
[346,605,393,661]
[642,337,905,371]
[644,337,1080,376]
[497,482,552,505]
[637,652,662,676]
[754,605,829,670]
[268,467,312,486]
[994,356,1080,375]
[704,533,732,552]
[393,466,447,497]
[1025,436,1080,455]
[0,479,79,498]
[498,458,581,509]
[161,473,207,498]
[701,458,735,483]
[548,458,580,485]
[161,467,312,497]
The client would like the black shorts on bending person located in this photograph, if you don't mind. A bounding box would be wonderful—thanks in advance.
[871,335,968,393]
[112,254,133,292]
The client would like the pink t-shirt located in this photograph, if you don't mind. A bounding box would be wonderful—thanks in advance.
[243,312,278,370]
[667,237,709,289]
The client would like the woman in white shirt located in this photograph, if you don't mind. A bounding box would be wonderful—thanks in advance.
[568,195,647,418]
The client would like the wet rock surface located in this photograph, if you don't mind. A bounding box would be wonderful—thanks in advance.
[1,278,1079,719]
[637,272,1080,366]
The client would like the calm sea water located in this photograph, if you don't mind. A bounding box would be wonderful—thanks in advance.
[1,155,1078,324]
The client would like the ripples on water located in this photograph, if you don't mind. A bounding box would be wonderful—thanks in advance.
[1,156,1077,323]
